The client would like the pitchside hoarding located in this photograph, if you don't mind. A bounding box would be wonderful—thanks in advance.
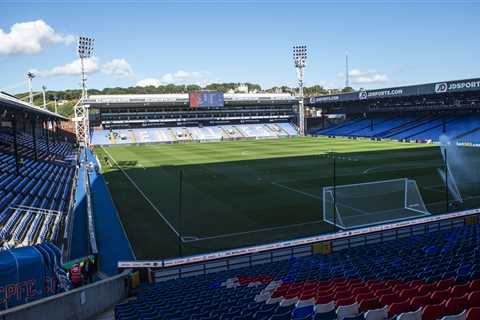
[308,78,480,105]
[118,208,480,269]
[189,91,224,108]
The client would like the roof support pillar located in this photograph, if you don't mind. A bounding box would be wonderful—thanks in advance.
[31,119,37,161]
[12,116,19,176]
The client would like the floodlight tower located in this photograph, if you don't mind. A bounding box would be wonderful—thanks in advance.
[26,72,36,104]
[75,36,94,146]
[293,45,307,136]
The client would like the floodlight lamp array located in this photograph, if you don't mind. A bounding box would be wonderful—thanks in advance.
[293,45,307,68]
[78,36,94,58]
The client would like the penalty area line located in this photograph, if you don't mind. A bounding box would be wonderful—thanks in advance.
[101,146,180,238]
[181,219,327,243]
[271,181,322,200]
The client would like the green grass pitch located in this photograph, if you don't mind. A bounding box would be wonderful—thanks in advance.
[93,136,479,260]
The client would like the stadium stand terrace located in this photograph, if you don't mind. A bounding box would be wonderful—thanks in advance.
[86,92,300,145]
[0,92,76,252]
[308,78,480,145]
[115,222,480,320]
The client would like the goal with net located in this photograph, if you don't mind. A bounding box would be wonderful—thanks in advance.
[323,178,430,230]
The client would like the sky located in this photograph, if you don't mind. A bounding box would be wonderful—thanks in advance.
[0,0,479,94]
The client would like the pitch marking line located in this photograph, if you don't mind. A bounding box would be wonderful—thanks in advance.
[271,181,322,200]
[181,219,327,243]
[101,146,180,238]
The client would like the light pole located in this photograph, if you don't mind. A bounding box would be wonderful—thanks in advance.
[42,85,47,109]
[27,72,36,104]
[293,45,307,136]
[75,36,95,146]
[53,96,58,114]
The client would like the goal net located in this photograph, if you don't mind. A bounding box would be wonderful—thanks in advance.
[323,178,430,230]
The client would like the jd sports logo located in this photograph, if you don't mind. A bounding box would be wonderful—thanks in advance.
[435,83,448,93]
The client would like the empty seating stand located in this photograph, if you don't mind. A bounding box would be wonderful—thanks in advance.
[91,123,299,145]
[0,130,73,162]
[0,149,76,249]
[314,114,480,144]
[115,222,480,320]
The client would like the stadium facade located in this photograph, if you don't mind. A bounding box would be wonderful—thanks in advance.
[86,92,301,144]
[87,92,298,128]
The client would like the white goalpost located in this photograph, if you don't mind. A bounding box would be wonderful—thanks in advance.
[323,178,430,230]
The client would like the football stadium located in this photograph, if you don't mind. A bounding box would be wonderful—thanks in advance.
[1,3,480,320]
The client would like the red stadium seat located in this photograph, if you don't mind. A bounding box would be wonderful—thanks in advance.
[436,278,456,291]
[444,296,468,316]
[379,293,403,306]
[358,297,381,312]
[355,292,375,302]
[466,307,480,320]
[317,280,334,287]
[336,296,355,307]
[368,281,386,291]
[335,290,351,300]
[422,304,446,320]
[388,300,412,317]
[316,287,334,296]
[385,280,402,286]
[299,290,315,300]
[467,291,480,308]
[450,284,470,298]
[418,283,436,296]
[393,283,411,293]
[408,280,424,289]
[285,290,300,299]
[335,285,350,293]
[375,288,393,297]
[430,289,451,304]
[469,280,480,291]
[400,288,419,300]
[352,286,370,296]
[303,282,317,291]
[315,294,334,304]
[410,294,432,309]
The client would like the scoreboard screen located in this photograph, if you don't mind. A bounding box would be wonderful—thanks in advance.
[189,91,224,108]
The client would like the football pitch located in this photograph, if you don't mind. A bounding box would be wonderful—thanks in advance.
[94,137,480,260]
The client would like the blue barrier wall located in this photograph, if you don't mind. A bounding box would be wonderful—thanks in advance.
[86,149,135,276]
[69,150,89,260]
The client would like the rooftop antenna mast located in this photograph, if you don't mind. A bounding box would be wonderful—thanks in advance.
[75,36,94,146]
[345,51,350,89]
[293,45,307,136]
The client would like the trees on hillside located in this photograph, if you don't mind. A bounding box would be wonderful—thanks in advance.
[15,82,357,117]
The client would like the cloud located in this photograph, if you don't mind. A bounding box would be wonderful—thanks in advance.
[0,20,74,55]
[33,58,134,78]
[349,69,389,85]
[136,70,213,87]
[160,70,205,84]
[102,58,133,77]
[136,78,162,87]
[33,57,99,77]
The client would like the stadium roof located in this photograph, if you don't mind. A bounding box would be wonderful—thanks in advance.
[0,92,68,120]
[308,77,480,105]
[86,93,297,106]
